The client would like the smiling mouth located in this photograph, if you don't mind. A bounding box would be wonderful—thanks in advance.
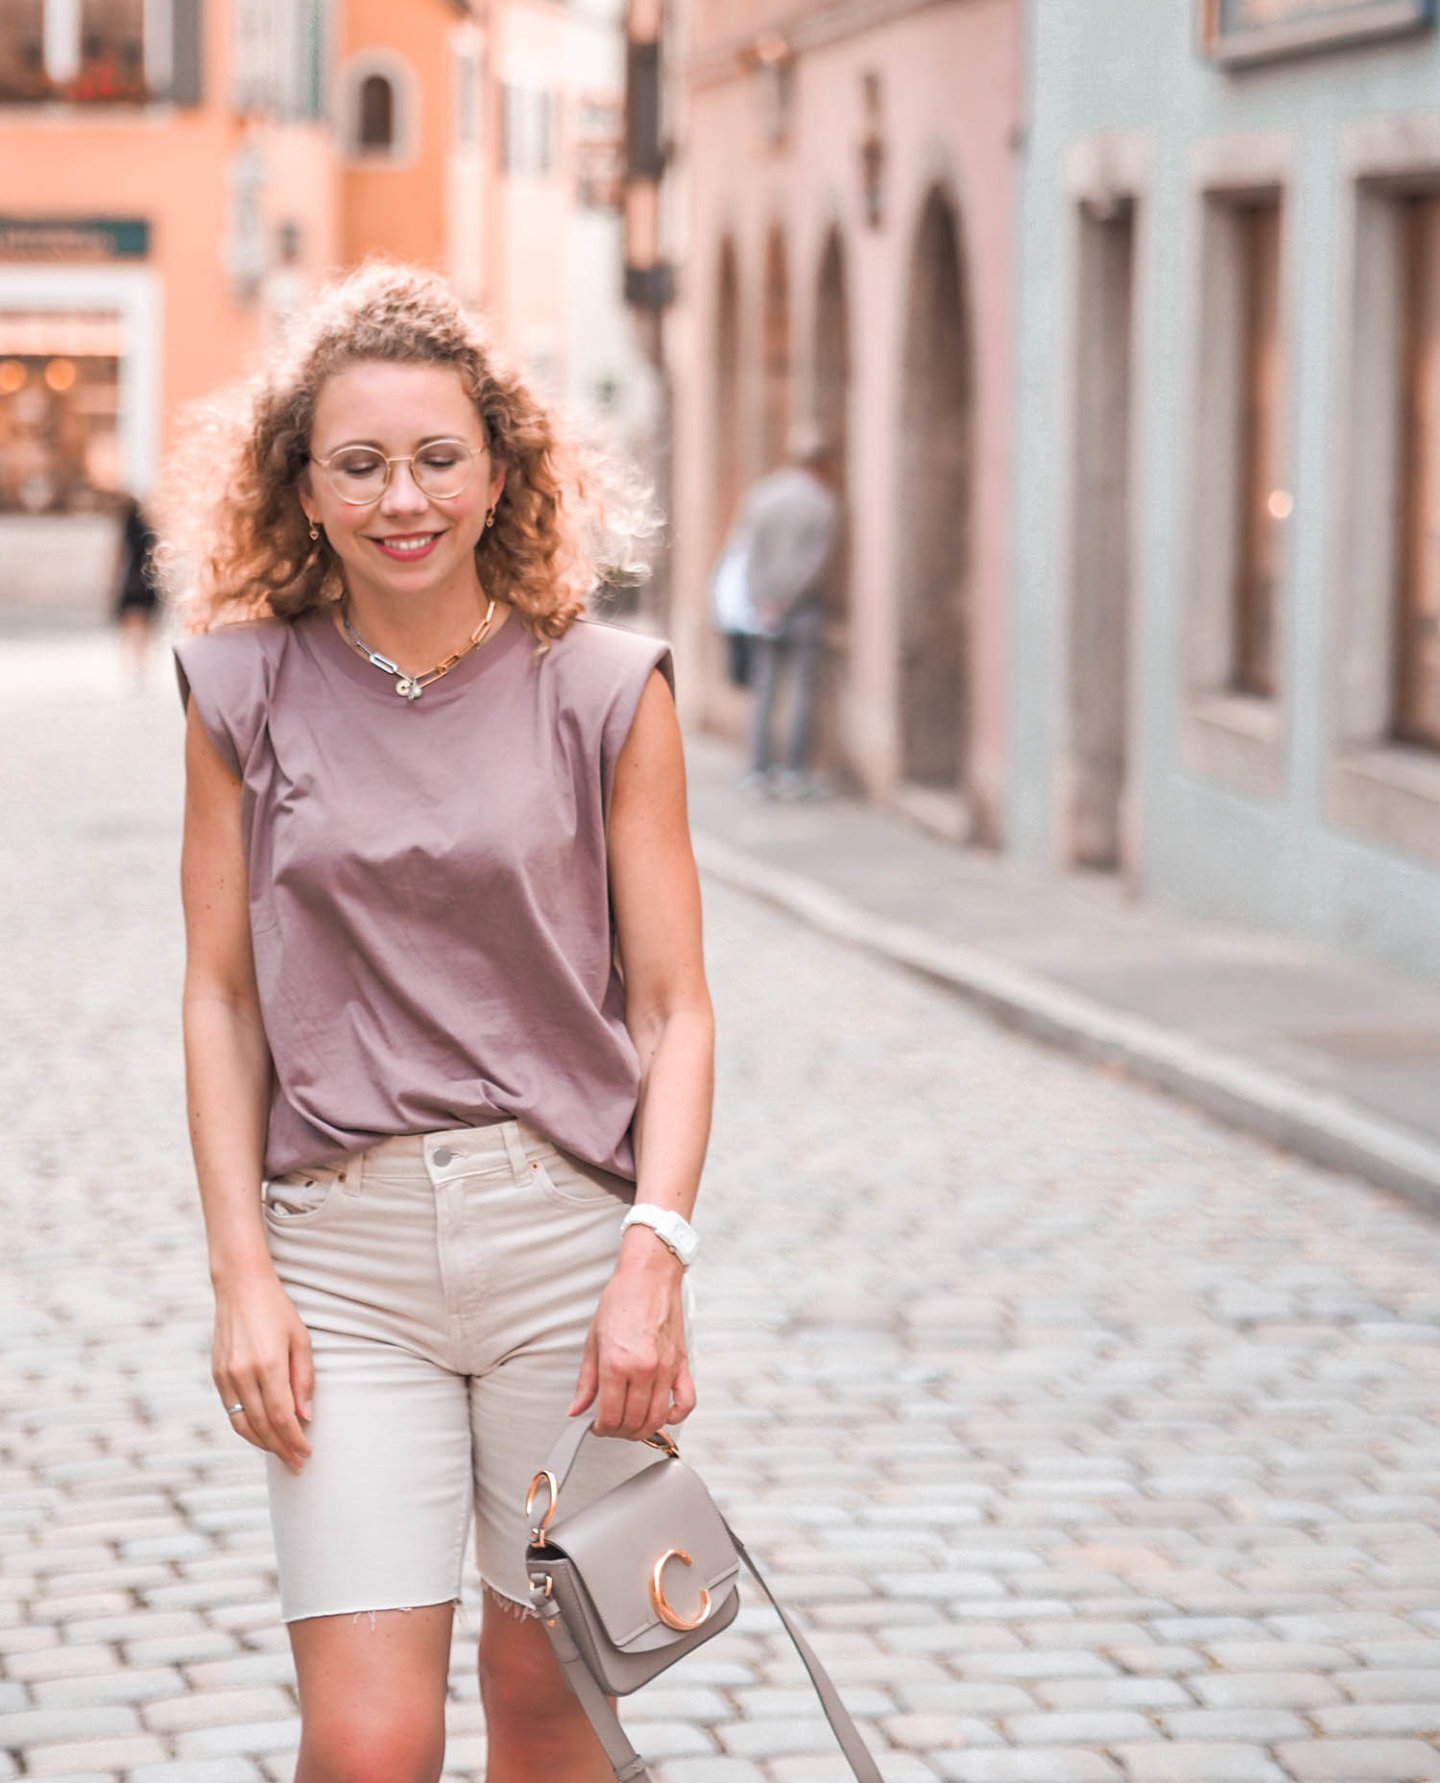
[370,532,442,557]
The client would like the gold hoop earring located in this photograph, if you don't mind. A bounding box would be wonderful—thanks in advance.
[484,506,495,529]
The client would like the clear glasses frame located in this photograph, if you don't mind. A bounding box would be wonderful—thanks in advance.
[310,438,489,505]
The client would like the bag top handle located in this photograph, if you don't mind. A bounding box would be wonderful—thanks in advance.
[527,1411,680,1547]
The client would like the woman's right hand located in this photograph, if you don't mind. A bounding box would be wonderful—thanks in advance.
[212,1270,314,1472]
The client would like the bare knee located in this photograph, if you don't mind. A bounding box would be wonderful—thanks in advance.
[297,1705,445,1783]
[290,1604,451,1783]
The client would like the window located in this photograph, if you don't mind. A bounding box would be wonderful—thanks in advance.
[1396,193,1440,750]
[1,0,202,104]
[75,0,146,102]
[501,84,556,178]
[358,73,395,150]
[232,0,324,119]
[454,48,478,149]
[340,54,414,159]
[1231,197,1284,699]
[1326,121,1440,865]
[575,97,622,209]
[1199,0,1433,65]
[1182,159,1291,802]
[0,313,125,514]
[0,0,48,102]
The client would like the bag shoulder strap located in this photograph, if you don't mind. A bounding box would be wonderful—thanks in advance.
[726,1521,883,1783]
[538,1530,882,1783]
[531,1415,882,1783]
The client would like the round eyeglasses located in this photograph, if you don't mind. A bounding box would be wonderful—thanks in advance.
[310,438,487,505]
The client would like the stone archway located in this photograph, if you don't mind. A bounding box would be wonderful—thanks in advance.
[814,225,851,622]
[715,235,742,550]
[761,224,790,472]
[895,185,975,812]
[814,226,854,779]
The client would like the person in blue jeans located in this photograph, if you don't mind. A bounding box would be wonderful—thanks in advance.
[739,422,840,799]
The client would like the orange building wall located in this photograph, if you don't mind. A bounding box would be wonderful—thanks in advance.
[0,0,335,453]
[340,0,454,268]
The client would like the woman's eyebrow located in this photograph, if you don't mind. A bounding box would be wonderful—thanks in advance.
[316,434,481,453]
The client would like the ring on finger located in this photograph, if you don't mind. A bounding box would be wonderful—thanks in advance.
[224,1402,245,1418]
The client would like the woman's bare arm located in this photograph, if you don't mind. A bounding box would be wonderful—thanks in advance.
[570,668,714,1440]
[180,699,312,1470]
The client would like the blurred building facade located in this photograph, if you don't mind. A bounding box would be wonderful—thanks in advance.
[0,0,646,521]
[1010,0,1440,980]
[657,0,1023,841]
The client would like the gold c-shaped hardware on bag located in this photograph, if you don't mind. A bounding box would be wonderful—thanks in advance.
[525,1470,558,1545]
[650,1549,712,1631]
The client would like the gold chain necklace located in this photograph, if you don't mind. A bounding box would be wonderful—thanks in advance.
[340,598,498,701]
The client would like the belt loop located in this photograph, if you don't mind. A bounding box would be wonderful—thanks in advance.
[500,1120,530,1183]
[344,1146,365,1198]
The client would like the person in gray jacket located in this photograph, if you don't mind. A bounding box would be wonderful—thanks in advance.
[740,422,840,797]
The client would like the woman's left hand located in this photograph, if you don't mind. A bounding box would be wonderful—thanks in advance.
[570,1230,695,1438]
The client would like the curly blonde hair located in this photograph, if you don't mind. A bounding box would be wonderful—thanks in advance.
[158,261,653,636]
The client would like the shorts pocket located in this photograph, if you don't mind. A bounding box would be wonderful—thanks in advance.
[526,1144,623,1210]
[263,1170,346,1227]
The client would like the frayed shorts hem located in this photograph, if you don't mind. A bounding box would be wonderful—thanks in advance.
[479,1576,542,1620]
[282,1592,462,1627]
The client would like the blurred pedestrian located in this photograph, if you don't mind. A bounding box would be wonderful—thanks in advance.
[164,264,711,1783]
[112,490,160,689]
[740,421,840,799]
[709,528,759,689]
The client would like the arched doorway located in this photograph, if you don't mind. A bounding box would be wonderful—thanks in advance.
[762,225,790,472]
[715,237,742,550]
[896,185,974,816]
[814,226,850,616]
[814,226,853,778]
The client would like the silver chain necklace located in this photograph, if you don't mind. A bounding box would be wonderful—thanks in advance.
[339,598,497,701]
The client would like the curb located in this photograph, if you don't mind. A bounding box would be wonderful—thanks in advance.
[694,831,1440,1218]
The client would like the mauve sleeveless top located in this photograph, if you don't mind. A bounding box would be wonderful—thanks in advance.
[174,607,674,1182]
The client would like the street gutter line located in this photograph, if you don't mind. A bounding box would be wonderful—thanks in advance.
[693,831,1440,1218]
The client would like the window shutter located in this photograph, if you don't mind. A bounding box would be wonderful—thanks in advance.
[170,0,202,102]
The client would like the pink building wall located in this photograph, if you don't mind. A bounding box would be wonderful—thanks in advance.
[669,0,1021,833]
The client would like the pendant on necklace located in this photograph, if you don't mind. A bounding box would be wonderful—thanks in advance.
[395,678,423,701]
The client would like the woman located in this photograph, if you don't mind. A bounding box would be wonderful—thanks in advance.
[112,489,160,689]
[167,263,713,1783]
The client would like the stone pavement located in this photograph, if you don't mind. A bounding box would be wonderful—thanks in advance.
[682,736,1440,1212]
[3,633,1440,1782]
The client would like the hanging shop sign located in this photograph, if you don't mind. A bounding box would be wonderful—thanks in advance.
[0,218,150,262]
[1200,0,1435,64]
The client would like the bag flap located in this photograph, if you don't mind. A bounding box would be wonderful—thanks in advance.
[546,1456,740,1651]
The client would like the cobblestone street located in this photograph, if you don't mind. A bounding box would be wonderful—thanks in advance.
[4,639,1440,1783]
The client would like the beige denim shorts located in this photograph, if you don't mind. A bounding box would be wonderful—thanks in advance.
[261,1119,670,1624]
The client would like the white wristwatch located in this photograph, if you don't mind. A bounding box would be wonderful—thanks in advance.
[620,1204,700,1267]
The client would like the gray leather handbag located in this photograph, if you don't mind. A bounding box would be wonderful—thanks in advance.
[525,1411,883,1783]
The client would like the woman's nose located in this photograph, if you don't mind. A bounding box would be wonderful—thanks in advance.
[380,461,429,515]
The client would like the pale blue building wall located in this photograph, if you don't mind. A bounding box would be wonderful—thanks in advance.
[1009,1,1440,980]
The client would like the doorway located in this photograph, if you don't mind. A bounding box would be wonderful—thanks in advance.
[761,225,790,472]
[896,186,975,825]
[1067,198,1136,873]
[814,226,853,779]
[715,236,742,549]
